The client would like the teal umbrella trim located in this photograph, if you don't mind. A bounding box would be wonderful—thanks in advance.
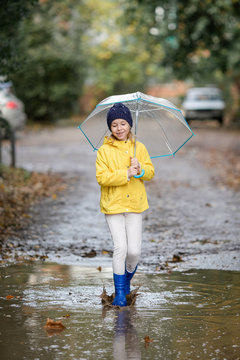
[78,125,98,152]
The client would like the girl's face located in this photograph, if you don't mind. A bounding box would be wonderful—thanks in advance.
[110,118,130,141]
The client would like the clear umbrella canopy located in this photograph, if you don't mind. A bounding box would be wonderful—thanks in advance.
[79,91,194,158]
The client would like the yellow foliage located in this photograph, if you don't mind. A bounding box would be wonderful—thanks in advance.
[97,51,113,60]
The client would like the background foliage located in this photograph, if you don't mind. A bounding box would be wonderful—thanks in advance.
[0,0,38,73]
[125,0,240,120]
[1,0,240,122]
[10,1,87,121]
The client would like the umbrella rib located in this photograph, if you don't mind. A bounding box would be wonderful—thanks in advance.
[78,125,98,151]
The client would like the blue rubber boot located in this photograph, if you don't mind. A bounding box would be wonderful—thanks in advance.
[125,265,138,295]
[112,273,127,307]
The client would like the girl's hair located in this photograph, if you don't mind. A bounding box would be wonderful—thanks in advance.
[109,130,135,143]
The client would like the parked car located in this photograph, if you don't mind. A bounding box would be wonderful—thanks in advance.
[182,87,225,125]
[0,77,26,131]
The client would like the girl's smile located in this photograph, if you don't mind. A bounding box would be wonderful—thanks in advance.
[110,118,131,141]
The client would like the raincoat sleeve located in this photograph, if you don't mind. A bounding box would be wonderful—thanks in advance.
[96,148,128,187]
[138,143,155,181]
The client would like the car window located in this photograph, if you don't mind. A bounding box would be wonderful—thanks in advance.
[187,90,222,101]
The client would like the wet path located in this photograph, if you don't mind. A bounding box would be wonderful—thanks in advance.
[4,126,240,271]
[1,126,240,359]
[0,263,239,359]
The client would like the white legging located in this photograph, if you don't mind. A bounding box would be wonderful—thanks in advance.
[105,212,142,275]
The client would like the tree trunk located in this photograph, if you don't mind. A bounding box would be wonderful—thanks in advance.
[225,77,240,126]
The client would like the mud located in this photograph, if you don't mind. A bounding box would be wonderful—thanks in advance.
[1,124,239,272]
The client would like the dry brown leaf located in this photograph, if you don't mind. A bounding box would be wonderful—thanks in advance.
[6,295,14,300]
[144,335,154,348]
[44,318,66,329]
[82,249,97,258]
[171,254,182,262]
[40,255,49,260]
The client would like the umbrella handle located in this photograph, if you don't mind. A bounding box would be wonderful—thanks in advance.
[133,169,145,179]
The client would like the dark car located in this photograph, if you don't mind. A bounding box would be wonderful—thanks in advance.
[182,87,225,125]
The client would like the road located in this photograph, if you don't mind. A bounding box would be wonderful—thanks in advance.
[7,124,240,271]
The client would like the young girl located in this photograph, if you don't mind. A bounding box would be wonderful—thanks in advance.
[96,102,155,306]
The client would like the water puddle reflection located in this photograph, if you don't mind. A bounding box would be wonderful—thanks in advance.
[0,263,239,359]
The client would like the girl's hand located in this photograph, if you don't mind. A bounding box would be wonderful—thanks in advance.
[127,166,138,178]
[130,157,141,173]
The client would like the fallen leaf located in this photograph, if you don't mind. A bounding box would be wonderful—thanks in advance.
[97,266,102,272]
[63,314,71,318]
[22,213,32,218]
[6,295,14,300]
[144,335,153,343]
[40,255,49,260]
[171,254,182,262]
[82,249,96,258]
[44,318,66,329]
[102,250,109,255]
[144,335,154,348]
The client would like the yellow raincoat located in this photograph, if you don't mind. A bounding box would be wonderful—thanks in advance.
[96,136,155,214]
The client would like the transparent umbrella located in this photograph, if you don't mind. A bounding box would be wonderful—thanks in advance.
[79,91,194,163]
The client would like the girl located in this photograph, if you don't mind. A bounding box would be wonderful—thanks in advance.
[96,102,154,306]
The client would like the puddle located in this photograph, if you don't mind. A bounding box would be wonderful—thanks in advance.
[0,264,239,359]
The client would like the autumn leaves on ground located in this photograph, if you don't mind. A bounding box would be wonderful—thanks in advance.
[0,165,66,243]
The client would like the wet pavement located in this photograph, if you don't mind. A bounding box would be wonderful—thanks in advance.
[2,125,239,271]
[0,263,239,360]
[1,124,240,359]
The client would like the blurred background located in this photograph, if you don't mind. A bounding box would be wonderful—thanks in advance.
[0,6,240,358]
[0,0,240,128]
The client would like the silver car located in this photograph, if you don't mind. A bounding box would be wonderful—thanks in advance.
[0,78,26,131]
[182,87,225,125]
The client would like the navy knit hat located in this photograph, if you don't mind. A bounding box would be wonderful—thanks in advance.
[107,102,133,130]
